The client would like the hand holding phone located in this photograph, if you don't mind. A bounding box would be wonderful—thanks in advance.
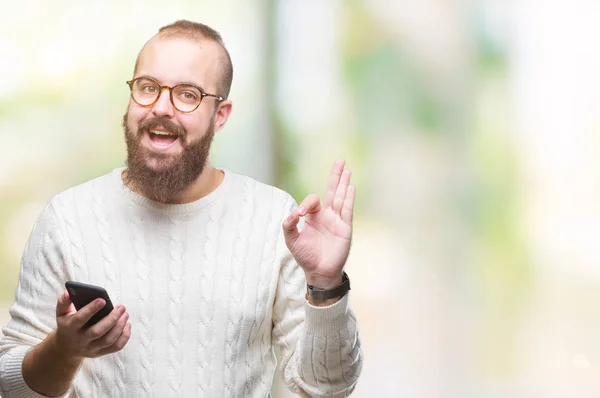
[53,281,131,359]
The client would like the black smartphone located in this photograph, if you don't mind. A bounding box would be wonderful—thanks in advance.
[65,281,114,327]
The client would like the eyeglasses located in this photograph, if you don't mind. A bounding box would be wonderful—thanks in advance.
[126,77,224,113]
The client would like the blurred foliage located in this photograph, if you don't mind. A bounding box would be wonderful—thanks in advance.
[466,13,532,377]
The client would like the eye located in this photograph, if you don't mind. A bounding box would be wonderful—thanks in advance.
[142,85,158,93]
[180,91,199,101]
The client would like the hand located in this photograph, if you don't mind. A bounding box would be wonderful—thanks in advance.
[282,159,355,289]
[53,290,131,359]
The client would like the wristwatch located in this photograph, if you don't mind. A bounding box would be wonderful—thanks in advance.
[306,272,351,301]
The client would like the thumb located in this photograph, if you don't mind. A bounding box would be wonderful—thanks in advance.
[282,209,300,247]
[56,290,74,317]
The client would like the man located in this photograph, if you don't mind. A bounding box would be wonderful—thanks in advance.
[0,20,362,397]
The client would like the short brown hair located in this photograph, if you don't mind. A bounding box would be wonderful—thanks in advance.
[135,20,234,99]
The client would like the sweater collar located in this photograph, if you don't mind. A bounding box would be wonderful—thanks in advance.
[113,167,235,214]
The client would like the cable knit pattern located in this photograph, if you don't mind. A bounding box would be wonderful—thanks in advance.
[129,205,154,397]
[0,167,362,398]
[223,179,253,397]
[58,191,87,282]
[252,188,280,392]
[59,190,105,397]
[92,179,126,398]
[197,201,222,395]
[168,215,185,398]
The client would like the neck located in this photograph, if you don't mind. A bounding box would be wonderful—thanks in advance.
[176,164,224,204]
[122,163,224,204]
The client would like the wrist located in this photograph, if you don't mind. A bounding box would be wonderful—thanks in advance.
[306,271,350,304]
[48,331,83,364]
[306,293,343,307]
[22,332,83,397]
[304,273,344,290]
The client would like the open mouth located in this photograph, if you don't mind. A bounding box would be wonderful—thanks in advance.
[147,129,180,149]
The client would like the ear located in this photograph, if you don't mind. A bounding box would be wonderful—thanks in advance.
[213,100,233,133]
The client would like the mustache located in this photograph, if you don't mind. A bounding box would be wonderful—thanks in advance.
[138,117,186,139]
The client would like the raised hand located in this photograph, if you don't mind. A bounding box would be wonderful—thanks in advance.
[282,159,355,290]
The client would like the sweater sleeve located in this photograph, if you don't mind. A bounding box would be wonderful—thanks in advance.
[0,199,72,398]
[272,198,363,397]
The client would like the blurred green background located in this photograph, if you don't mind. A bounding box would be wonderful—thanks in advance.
[2,0,600,396]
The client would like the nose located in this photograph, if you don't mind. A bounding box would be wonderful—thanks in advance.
[151,88,175,118]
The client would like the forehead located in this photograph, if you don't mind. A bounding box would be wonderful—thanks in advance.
[136,37,221,89]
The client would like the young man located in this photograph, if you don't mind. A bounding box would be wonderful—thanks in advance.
[0,20,362,397]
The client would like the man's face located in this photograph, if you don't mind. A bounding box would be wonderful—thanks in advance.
[123,37,224,202]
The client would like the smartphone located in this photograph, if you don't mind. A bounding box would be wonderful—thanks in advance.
[65,281,115,327]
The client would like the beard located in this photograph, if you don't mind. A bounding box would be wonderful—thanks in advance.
[122,111,215,203]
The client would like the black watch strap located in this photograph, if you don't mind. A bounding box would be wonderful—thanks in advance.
[306,272,351,301]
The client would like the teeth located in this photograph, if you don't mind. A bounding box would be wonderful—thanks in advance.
[150,130,176,136]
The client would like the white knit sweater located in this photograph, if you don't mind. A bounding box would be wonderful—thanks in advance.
[0,168,362,398]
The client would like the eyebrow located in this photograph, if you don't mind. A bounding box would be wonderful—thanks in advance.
[136,75,208,93]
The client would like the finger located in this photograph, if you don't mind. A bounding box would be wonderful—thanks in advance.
[323,159,345,208]
[282,210,300,245]
[96,322,132,356]
[84,305,126,340]
[341,184,356,225]
[70,298,107,329]
[333,169,351,213]
[297,194,321,216]
[56,290,75,317]
[90,311,129,350]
